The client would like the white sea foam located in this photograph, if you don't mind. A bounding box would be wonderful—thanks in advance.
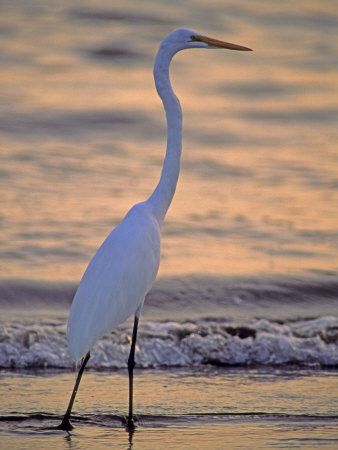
[0,316,337,369]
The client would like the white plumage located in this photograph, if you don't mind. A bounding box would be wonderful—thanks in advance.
[67,202,161,360]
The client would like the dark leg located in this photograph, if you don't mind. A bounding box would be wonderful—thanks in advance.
[127,315,139,429]
[57,352,90,431]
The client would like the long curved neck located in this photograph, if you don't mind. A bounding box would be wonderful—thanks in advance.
[147,45,182,225]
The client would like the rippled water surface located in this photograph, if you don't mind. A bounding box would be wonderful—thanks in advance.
[1,0,337,280]
[1,368,337,449]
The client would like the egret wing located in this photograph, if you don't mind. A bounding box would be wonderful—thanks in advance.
[67,202,161,360]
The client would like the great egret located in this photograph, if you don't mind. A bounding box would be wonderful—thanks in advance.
[58,28,251,431]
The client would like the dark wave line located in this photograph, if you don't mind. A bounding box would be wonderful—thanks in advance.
[1,411,337,426]
[1,275,338,313]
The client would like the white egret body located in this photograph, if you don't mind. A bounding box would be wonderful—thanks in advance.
[68,202,161,361]
[59,28,251,431]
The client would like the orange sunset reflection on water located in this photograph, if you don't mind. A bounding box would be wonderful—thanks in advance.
[0,0,337,281]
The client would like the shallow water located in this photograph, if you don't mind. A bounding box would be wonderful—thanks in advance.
[0,276,337,447]
[1,368,337,449]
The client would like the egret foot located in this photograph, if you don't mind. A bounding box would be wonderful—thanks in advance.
[57,416,74,431]
[121,415,137,430]
[127,416,136,430]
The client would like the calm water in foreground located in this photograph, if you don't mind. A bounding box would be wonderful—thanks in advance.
[1,0,337,448]
[1,368,337,449]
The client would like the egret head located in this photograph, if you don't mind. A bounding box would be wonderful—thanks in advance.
[162,28,252,54]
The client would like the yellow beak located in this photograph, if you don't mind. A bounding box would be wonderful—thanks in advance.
[192,34,252,51]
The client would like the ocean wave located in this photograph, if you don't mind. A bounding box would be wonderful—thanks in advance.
[1,276,337,316]
[0,317,337,369]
